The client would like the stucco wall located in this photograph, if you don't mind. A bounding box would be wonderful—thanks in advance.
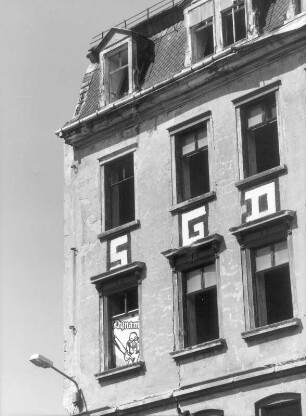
[63,43,306,414]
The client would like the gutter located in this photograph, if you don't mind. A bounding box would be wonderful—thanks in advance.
[55,47,235,138]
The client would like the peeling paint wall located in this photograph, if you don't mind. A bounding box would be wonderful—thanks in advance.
[63,28,306,416]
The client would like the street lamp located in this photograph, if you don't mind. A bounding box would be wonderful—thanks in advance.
[29,353,83,411]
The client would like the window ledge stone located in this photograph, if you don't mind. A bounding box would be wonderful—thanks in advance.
[170,191,216,214]
[170,338,226,361]
[95,361,145,382]
[242,318,301,342]
[235,165,287,190]
[98,220,140,241]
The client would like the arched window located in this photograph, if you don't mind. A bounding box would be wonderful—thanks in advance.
[255,393,302,416]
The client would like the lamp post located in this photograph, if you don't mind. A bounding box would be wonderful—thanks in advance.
[29,354,83,412]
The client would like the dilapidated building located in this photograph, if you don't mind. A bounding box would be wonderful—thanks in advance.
[56,0,306,415]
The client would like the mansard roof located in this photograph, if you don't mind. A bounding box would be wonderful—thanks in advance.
[58,0,306,134]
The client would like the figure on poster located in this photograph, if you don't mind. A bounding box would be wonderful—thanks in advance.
[113,331,140,364]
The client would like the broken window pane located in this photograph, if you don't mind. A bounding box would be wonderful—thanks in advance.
[222,2,246,47]
[194,19,214,61]
[108,46,129,102]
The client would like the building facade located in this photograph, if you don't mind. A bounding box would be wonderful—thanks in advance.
[56,1,306,415]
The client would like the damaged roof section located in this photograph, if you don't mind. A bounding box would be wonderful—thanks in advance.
[62,0,304,131]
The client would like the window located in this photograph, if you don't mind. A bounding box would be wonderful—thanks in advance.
[256,393,302,416]
[257,0,301,33]
[103,284,140,370]
[184,263,219,347]
[192,18,214,61]
[107,45,129,103]
[231,211,297,333]
[105,153,135,230]
[222,1,246,47]
[252,240,293,327]
[241,93,280,177]
[188,0,215,63]
[176,122,210,202]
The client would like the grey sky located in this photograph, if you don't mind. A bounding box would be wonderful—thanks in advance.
[0,1,158,415]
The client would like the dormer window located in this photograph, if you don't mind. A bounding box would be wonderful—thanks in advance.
[192,18,214,61]
[222,1,246,47]
[187,0,215,63]
[108,45,129,103]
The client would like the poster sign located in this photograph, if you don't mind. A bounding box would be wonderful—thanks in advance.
[112,313,140,367]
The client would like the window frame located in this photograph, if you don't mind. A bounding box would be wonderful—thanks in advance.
[168,236,224,353]
[234,81,284,181]
[191,16,215,62]
[182,262,220,347]
[184,0,217,65]
[91,262,145,377]
[221,1,247,47]
[101,280,141,371]
[169,113,213,207]
[250,239,293,328]
[237,217,297,332]
[100,38,135,105]
[99,144,138,234]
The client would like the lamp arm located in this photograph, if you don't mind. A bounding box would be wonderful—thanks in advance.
[50,365,80,391]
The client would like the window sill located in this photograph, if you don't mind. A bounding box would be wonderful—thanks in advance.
[95,361,145,382]
[170,338,226,361]
[235,165,287,190]
[170,191,216,214]
[242,318,301,342]
[98,220,140,241]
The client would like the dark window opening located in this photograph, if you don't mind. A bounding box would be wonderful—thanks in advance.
[253,240,293,327]
[261,400,302,416]
[257,0,301,33]
[193,19,214,61]
[105,153,135,230]
[108,47,129,102]
[108,286,139,369]
[242,94,280,177]
[177,123,210,202]
[222,2,246,47]
[184,264,219,347]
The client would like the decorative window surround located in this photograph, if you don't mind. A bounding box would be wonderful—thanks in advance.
[168,112,214,207]
[92,262,145,377]
[233,80,284,181]
[231,210,297,333]
[90,261,145,286]
[230,210,295,246]
[170,191,216,214]
[162,233,223,271]
[98,219,140,242]
[235,165,287,190]
[163,234,223,353]
[241,317,301,342]
[170,338,226,361]
[95,361,145,382]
